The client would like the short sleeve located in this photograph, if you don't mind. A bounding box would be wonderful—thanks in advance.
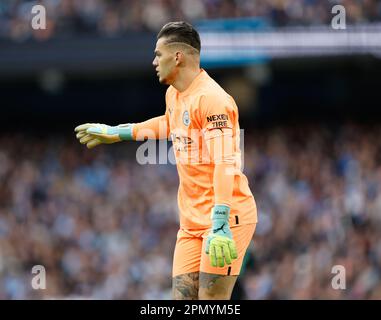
[197,93,235,141]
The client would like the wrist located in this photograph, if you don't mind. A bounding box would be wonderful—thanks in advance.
[115,124,134,141]
[210,205,231,237]
[211,204,230,222]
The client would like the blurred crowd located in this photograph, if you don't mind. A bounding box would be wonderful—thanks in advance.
[1,0,381,42]
[0,123,380,299]
[242,124,381,299]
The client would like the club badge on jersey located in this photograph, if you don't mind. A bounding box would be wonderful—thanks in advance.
[183,110,190,126]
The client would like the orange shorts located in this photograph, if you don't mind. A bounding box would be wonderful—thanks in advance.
[172,223,256,277]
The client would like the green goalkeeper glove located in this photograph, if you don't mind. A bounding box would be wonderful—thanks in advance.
[205,205,238,267]
[74,123,133,149]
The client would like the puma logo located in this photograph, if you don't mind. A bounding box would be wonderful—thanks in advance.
[213,223,226,234]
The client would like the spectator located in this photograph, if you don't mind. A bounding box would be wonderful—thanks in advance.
[1,0,381,41]
[0,123,380,299]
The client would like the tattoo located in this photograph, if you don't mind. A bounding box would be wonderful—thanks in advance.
[199,272,238,299]
[172,272,199,300]
[199,273,223,290]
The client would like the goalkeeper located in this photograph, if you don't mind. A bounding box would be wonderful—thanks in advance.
[75,21,257,300]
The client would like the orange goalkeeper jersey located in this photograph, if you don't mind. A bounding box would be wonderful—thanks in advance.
[165,69,257,230]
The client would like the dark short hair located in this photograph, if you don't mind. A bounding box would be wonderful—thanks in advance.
[157,21,201,52]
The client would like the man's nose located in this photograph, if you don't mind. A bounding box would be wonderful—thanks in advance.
[152,58,157,67]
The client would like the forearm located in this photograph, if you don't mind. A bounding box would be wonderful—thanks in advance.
[206,133,235,206]
[213,162,234,207]
[75,115,169,149]
[131,115,169,140]
[207,162,237,267]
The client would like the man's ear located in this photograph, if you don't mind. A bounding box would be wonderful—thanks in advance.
[175,51,183,66]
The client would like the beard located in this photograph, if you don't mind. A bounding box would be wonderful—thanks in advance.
[158,73,172,85]
[158,67,177,85]
[158,76,168,84]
